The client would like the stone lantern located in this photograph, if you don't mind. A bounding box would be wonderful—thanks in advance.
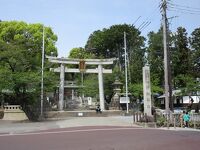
[110,78,123,109]
[113,79,123,94]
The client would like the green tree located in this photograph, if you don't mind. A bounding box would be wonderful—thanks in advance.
[190,27,200,77]
[85,24,146,93]
[68,47,95,59]
[172,27,192,88]
[78,75,99,98]
[0,21,58,105]
[147,28,164,88]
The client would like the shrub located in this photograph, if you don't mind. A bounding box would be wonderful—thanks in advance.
[156,115,166,127]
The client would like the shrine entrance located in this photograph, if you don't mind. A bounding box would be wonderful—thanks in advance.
[47,56,115,111]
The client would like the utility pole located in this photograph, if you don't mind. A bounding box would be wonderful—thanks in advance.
[161,0,170,115]
[40,25,45,118]
[124,32,129,114]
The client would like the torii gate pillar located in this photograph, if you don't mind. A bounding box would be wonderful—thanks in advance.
[98,64,105,111]
[59,63,65,111]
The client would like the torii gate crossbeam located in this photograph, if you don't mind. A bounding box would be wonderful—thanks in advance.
[47,56,115,111]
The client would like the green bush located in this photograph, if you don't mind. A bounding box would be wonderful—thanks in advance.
[156,115,166,127]
[189,121,200,129]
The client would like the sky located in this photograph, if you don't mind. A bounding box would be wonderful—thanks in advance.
[0,0,200,57]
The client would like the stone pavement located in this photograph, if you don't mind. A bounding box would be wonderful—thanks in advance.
[0,116,199,134]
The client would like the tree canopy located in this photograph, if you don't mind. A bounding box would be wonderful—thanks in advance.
[0,21,58,105]
[147,26,200,97]
[85,24,146,84]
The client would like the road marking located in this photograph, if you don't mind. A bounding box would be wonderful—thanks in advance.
[0,127,152,137]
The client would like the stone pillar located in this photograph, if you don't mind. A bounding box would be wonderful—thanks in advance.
[143,65,152,116]
[98,64,105,111]
[72,89,74,100]
[59,63,65,111]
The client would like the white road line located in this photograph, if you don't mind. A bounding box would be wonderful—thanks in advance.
[0,127,152,137]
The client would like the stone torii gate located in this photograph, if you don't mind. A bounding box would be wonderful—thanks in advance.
[47,56,115,111]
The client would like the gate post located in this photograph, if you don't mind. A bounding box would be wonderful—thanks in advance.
[98,64,105,111]
[59,63,65,111]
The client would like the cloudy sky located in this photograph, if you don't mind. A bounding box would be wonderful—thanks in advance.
[1,0,200,57]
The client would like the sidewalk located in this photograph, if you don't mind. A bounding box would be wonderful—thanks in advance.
[0,116,137,134]
[160,126,200,132]
[0,116,199,134]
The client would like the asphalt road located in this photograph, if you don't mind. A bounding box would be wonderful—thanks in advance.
[0,126,200,150]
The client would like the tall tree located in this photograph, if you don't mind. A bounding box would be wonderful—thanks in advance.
[172,27,191,88]
[190,27,200,77]
[147,28,164,88]
[85,24,146,84]
[0,21,58,105]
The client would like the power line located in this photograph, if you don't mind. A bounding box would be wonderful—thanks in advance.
[168,5,200,13]
[168,1,200,15]
[140,22,151,31]
[168,2,200,11]
[136,0,160,32]
[132,16,141,26]
[172,7,200,13]
[169,8,200,16]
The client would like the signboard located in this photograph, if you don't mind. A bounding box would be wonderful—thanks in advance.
[120,97,130,104]
[79,60,86,72]
[183,96,200,104]
[88,97,92,105]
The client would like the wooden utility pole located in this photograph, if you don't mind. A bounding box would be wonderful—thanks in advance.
[161,0,170,114]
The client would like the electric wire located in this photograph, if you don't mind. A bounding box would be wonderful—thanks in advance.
[168,2,200,11]
[168,1,200,15]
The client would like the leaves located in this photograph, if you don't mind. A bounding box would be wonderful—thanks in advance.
[68,47,95,59]
[0,21,58,105]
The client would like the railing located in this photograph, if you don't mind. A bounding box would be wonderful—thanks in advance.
[171,113,200,128]
[132,112,155,123]
[132,112,200,129]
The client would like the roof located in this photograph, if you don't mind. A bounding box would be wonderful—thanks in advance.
[158,90,181,99]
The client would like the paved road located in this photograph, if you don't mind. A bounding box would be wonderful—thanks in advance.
[0,126,200,150]
[0,116,200,150]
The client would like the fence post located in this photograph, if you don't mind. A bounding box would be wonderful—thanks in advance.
[194,119,196,129]
[180,114,183,128]
[133,112,135,123]
[193,114,196,129]
[139,113,142,122]
[136,112,138,122]
[166,113,170,129]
